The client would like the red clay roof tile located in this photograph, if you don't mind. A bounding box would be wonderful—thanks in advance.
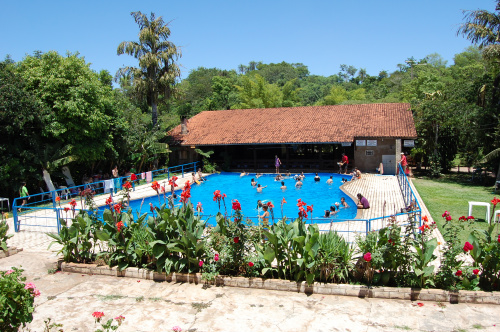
[169,103,416,146]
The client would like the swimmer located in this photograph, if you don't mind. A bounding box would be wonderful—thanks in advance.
[256,184,267,193]
[256,173,263,179]
[280,181,287,190]
[326,176,333,184]
[314,173,320,182]
[285,170,291,177]
[295,178,303,187]
[251,178,257,186]
[275,173,283,181]
[240,170,249,177]
[340,197,349,208]
[324,206,337,218]
[259,205,270,227]
[300,172,306,180]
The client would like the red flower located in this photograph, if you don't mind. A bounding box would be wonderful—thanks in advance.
[232,199,242,211]
[442,211,450,217]
[199,260,204,267]
[123,181,132,190]
[168,177,178,187]
[213,190,222,202]
[445,215,452,221]
[281,197,287,204]
[114,203,122,214]
[151,181,160,192]
[116,221,124,232]
[233,237,239,243]
[455,270,462,277]
[388,239,395,245]
[105,195,113,206]
[64,207,70,212]
[180,187,191,203]
[149,203,155,212]
[55,196,61,203]
[418,224,430,232]
[363,252,372,262]
[298,206,308,219]
[115,315,125,325]
[297,199,307,207]
[214,254,219,262]
[267,201,274,209]
[458,216,467,222]
[467,216,475,220]
[497,234,500,243]
[417,302,424,307]
[491,197,500,206]
[463,241,474,252]
[306,205,314,213]
[92,311,105,322]
[130,173,137,181]
[161,185,166,193]
[184,180,191,191]
[473,269,480,275]
[248,262,254,267]
[422,215,428,222]
[69,199,77,208]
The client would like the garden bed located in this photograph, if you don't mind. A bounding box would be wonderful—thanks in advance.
[59,261,500,305]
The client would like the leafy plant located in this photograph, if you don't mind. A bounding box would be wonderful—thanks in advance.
[0,219,13,251]
[0,268,39,332]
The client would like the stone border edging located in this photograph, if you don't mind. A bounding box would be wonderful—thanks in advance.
[0,247,23,259]
[59,261,500,305]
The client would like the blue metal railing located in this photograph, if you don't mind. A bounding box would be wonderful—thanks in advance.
[12,162,198,232]
[12,162,422,238]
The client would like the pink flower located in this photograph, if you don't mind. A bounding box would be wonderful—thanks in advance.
[5,269,14,275]
[172,326,182,332]
[455,270,462,277]
[33,289,41,297]
[473,269,480,275]
[115,315,125,325]
[363,252,372,262]
[92,311,105,322]
[24,282,36,290]
[248,262,254,267]
[463,241,474,252]
[199,260,204,267]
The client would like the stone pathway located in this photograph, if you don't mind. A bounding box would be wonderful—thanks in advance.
[0,251,499,332]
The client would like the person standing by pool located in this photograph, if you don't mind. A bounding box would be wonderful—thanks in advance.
[112,166,120,194]
[340,153,349,174]
[18,181,30,212]
[275,155,281,174]
[256,184,267,193]
[356,193,370,209]
[399,152,408,174]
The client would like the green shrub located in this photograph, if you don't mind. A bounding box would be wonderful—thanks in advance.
[0,268,39,332]
[0,219,13,251]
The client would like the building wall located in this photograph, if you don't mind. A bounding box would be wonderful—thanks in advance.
[353,138,398,174]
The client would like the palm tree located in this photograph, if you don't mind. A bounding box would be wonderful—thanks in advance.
[117,11,181,128]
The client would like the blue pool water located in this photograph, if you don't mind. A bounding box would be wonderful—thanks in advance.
[124,172,357,225]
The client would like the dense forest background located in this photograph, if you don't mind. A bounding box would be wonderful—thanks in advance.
[2,15,500,202]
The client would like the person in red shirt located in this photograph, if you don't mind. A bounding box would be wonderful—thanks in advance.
[399,152,408,174]
[339,153,349,174]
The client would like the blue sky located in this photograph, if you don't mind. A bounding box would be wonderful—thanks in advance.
[0,1,496,80]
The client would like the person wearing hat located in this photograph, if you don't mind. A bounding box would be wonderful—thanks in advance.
[399,152,408,174]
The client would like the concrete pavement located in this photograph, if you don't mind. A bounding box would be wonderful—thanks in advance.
[1,250,499,332]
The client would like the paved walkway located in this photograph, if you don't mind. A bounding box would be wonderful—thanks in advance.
[1,251,499,332]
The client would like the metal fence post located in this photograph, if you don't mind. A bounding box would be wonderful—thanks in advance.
[13,198,18,232]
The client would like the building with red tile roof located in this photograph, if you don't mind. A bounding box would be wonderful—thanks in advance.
[169,103,417,174]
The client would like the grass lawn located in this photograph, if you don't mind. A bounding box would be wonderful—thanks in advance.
[412,173,500,243]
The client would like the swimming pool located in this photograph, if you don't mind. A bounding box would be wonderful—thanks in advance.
[125,172,357,225]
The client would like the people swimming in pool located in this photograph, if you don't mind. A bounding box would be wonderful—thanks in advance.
[280,181,287,190]
[251,178,257,186]
[240,170,249,177]
[256,184,267,193]
[295,178,303,187]
[275,173,283,181]
[326,176,333,184]
[324,206,337,217]
[340,197,349,208]
[314,173,320,182]
[259,204,270,227]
